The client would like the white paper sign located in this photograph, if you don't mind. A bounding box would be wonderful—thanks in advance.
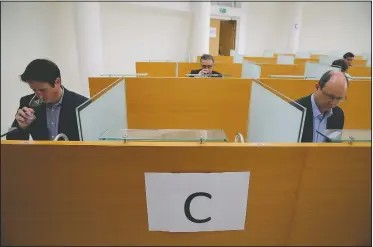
[210,27,217,38]
[144,172,250,232]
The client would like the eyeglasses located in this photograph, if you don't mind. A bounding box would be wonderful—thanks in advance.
[321,89,347,102]
[201,65,213,69]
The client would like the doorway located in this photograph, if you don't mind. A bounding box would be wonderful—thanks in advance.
[219,20,236,56]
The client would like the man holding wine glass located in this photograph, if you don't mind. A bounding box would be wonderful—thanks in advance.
[6,59,88,141]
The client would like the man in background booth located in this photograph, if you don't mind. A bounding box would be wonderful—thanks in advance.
[332,59,351,79]
[6,59,88,141]
[343,52,355,67]
[295,70,348,143]
[190,54,223,77]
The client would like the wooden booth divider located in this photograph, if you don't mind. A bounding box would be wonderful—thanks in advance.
[1,141,371,246]
[89,77,371,140]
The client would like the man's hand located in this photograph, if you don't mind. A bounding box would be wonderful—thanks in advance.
[198,69,210,75]
[15,107,35,129]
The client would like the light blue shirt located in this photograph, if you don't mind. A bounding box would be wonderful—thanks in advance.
[310,94,333,142]
[46,87,64,140]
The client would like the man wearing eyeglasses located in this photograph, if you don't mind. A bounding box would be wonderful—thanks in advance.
[295,70,348,142]
[190,54,223,77]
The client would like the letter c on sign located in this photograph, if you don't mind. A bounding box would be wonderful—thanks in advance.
[184,192,211,223]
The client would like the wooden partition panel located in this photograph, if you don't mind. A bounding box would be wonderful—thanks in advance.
[179,63,241,77]
[88,77,120,97]
[136,62,308,79]
[288,144,371,246]
[260,64,303,77]
[136,61,370,79]
[274,53,295,57]
[352,59,367,66]
[260,78,372,129]
[310,54,325,59]
[1,141,371,246]
[294,58,319,65]
[213,63,242,77]
[124,78,250,140]
[244,57,318,66]
[197,56,233,63]
[136,62,242,78]
[336,80,372,128]
[244,57,276,64]
[349,66,371,77]
[89,77,251,140]
[88,77,371,136]
[136,62,176,77]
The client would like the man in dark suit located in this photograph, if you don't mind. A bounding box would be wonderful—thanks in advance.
[6,59,88,141]
[190,54,223,77]
[295,70,348,142]
[332,59,351,79]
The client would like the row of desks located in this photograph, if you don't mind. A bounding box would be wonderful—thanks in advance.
[2,67,371,246]
[197,55,368,66]
[136,62,372,78]
[88,77,371,141]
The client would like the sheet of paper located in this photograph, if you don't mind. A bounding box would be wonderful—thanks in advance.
[145,172,250,232]
[209,27,217,38]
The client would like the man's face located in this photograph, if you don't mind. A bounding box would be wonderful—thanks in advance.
[200,59,214,74]
[28,78,61,104]
[315,80,347,113]
[345,57,354,66]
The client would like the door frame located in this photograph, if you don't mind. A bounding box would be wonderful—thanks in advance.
[210,15,241,55]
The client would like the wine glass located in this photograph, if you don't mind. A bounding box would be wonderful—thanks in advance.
[25,94,44,122]
[28,94,44,108]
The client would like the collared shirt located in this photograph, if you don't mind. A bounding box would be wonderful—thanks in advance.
[46,87,64,140]
[311,94,333,142]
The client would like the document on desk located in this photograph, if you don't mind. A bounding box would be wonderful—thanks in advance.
[144,172,250,232]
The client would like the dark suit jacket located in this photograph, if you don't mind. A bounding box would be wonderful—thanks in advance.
[295,94,344,142]
[190,69,223,78]
[6,88,88,141]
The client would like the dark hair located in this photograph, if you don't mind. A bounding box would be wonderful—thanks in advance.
[331,59,348,72]
[200,54,215,63]
[318,70,349,89]
[343,52,355,59]
[20,59,61,87]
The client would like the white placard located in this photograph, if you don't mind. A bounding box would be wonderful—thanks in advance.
[144,172,250,232]
[210,27,217,38]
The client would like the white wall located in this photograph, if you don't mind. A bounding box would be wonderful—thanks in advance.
[243,2,288,56]
[1,2,82,135]
[100,2,192,74]
[297,2,371,54]
[50,3,82,94]
[130,1,191,12]
[210,4,242,18]
[239,2,371,56]
[1,2,192,134]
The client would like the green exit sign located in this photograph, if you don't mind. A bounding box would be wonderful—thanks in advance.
[219,8,227,14]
